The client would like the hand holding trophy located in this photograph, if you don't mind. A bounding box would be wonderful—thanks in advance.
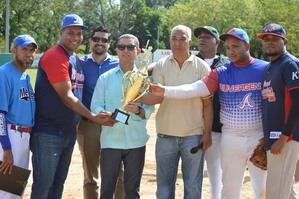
[111,44,152,124]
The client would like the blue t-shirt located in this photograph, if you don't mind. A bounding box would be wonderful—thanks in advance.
[81,54,118,110]
[33,45,84,136]
[217,59,268,130]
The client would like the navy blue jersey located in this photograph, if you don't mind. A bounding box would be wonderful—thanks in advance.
[33,45,84,136]
[262,53,299,149]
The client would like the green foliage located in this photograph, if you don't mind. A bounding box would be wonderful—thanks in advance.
[163,0,299,57]
[1,0,299,57]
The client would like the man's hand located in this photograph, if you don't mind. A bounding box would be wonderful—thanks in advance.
[124,102,139,114]
[270,134,289,154]
[0,150,13,174]
[94,112,117,126]
[149,83,165,97]
[200,133,212,151]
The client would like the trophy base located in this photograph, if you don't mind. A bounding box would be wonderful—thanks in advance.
[112,109,130,125]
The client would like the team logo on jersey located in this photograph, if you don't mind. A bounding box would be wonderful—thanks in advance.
[262,87,276,102]
[292,71,299,80]
[0,113,6,136]
[19,87,34,101]
[239,93,255,109]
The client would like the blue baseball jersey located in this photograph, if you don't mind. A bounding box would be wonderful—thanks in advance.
[81,54,118,110]
[262,53,299,149]
[0,62,35,126]
[0,62,35,149]
[216,59,268,129]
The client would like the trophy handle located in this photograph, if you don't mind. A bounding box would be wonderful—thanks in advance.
[132,80,150,102]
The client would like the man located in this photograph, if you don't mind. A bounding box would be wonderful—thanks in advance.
[91,34,154,199]
[77,26,120,199]
[0,35,37,199]
[150,28,268,199]
[30,14,113,199]
[194,25,228,199]
[142,25,212,199]
[258,23,299,199]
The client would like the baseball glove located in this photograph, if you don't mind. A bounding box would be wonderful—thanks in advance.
[250,139,267,170]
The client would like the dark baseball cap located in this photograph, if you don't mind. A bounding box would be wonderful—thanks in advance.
[257,23,287,40]
[194,26,220,40]
[60,14,88,30]
[220,28,249,44]
[13,35,38,49]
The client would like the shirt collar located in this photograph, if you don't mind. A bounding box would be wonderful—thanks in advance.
[85,53,112,63]
[116,64,138,74]
[169,53,194,62]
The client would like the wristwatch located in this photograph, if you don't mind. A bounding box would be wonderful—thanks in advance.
[135,106,142,115]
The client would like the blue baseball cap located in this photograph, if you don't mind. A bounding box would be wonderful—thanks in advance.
[220,28,250,44]
[60,14,88,30]
[258,23,287,40]
[13,34,38,49]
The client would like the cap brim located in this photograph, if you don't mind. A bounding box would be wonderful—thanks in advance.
[194,27,218,39]
[220,33,245,43]
[194,27,208,37]
[61,24,88,30]
[18,41,38,49]
[257,33,286,40]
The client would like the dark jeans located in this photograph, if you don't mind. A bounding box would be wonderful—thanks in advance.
[100,146,146,199]
[30,132,76,199]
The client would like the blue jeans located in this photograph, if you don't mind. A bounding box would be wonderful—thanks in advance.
[156,134,204,199]
[30,132,76,199]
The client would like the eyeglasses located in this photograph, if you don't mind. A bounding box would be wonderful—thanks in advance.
[91,37,109,43]
[117,44,136,51]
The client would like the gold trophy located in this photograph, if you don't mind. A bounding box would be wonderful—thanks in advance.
[111,44,152,124]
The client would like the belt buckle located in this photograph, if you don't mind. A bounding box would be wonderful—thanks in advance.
[15,125,22,132]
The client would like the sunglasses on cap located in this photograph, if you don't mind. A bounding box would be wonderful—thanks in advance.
[117,44,136,51]
[91,37,109,43]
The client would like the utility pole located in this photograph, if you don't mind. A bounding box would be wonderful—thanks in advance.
[5,0,10,53]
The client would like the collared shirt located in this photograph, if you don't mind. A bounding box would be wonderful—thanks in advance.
[81,54,118,110]
[152,54,210,137]
[91,66,154,149]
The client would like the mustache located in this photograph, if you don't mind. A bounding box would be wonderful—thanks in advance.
[94,44,105,48]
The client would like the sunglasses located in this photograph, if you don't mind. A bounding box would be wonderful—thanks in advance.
[91,37,109,43]
[117,44,136,51]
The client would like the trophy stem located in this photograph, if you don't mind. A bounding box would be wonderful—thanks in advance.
[132,90,147,102]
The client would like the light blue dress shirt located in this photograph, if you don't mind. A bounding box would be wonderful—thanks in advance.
[91,66,154,149]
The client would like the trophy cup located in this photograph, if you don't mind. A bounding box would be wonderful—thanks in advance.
[111,44,152,124]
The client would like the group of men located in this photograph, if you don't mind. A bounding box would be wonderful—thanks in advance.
[0,12,298,199]
[150,23,299,199]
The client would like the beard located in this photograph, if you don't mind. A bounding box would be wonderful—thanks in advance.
[264,50,283,57]
[16,58,33,69]
[93,44,107,56]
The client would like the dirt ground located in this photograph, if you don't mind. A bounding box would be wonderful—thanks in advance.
[23,108,299,198]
